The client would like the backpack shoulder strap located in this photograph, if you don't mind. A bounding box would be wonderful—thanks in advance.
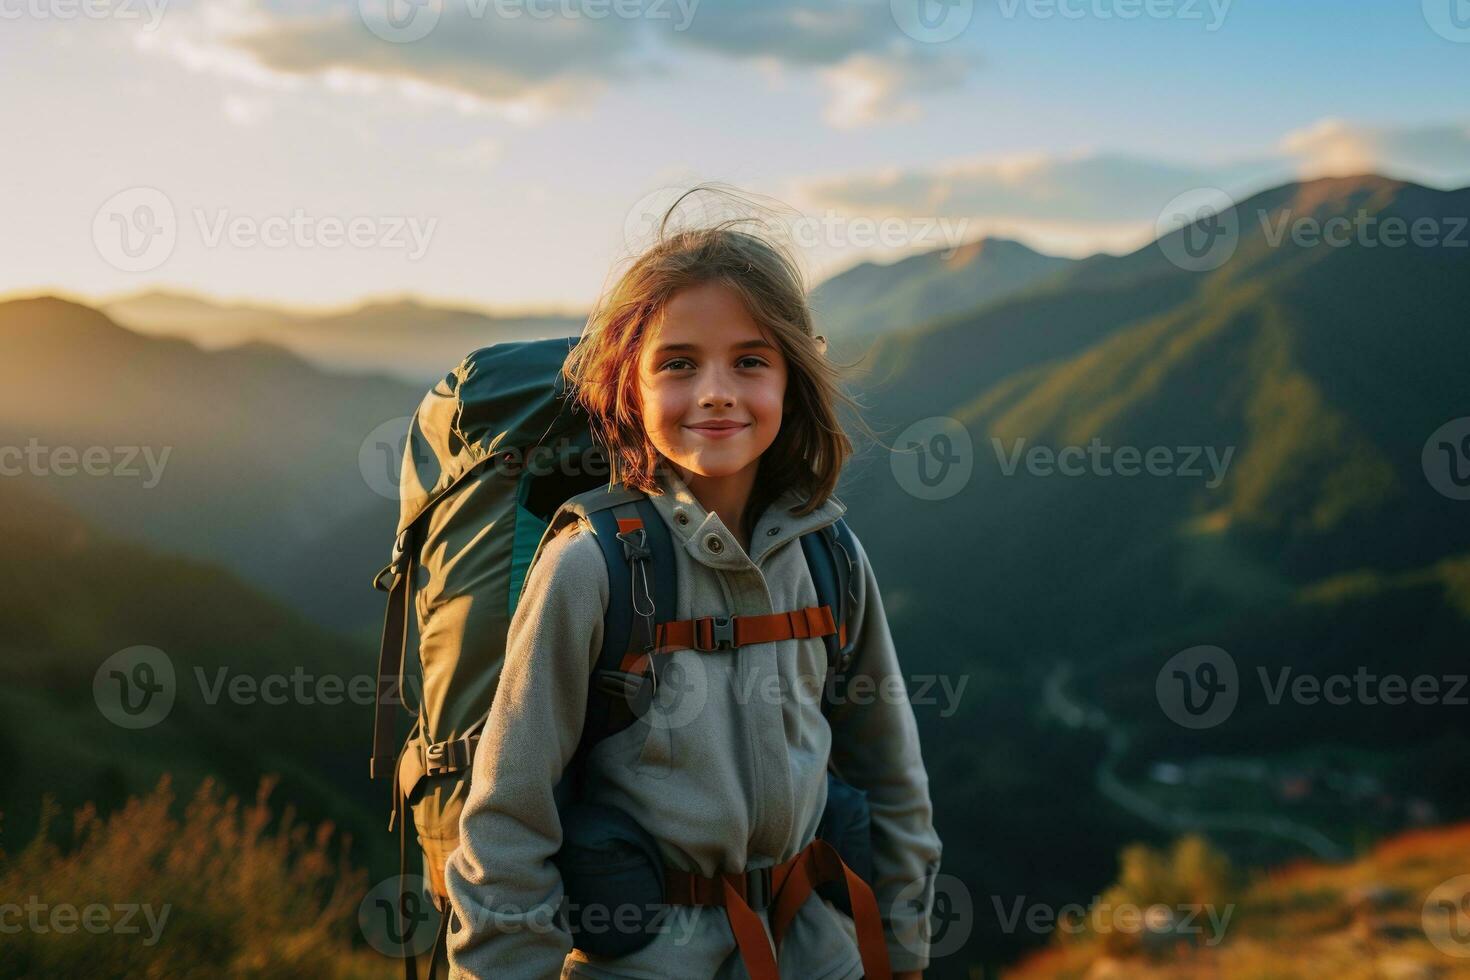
[544,487,679,793]
[800,518,857,715]
[370,525,417,780]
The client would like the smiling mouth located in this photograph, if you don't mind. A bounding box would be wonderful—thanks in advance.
[686,422,750,439]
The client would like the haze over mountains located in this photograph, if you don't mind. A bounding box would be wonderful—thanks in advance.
[5,173,1468,975]
[809,235,1076,345]
[95,230,1077,383]
[0,296,418,636]
[100,291,587,384]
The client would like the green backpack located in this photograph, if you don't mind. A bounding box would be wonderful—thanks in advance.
[370,338,868,970]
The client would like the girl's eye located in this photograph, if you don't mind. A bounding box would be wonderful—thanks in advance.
[660,357,695,372]
[736,356,768,369]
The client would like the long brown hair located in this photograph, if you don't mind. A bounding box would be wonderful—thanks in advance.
[564,185,860,517]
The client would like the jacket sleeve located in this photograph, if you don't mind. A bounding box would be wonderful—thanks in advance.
[444,524,608,980]
[826,530,944,973]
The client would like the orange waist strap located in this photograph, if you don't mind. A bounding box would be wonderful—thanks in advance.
[664,838,891,980]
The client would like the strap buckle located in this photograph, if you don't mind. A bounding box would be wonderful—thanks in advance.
[744,866,772,910]
[372,561,400,593]
[697,616,736,652]
[617,527,651,563]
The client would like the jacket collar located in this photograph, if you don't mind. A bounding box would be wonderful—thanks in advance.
[645,465,846,567]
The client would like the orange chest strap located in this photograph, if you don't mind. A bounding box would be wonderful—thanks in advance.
[618,605,845,674]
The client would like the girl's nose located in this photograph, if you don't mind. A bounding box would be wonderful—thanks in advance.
[699,390,736,409]
[698,372,736,409]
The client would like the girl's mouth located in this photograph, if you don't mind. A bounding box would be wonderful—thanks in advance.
[685,421,750,440]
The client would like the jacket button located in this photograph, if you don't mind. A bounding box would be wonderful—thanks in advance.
[766,526,780,536]
[675,510,690,526]
[705,534,724,554]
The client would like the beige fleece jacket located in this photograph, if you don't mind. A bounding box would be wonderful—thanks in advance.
[444,468,943,979]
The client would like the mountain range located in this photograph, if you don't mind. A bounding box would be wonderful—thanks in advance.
[4,172,1468,976]
[100,291,586,384]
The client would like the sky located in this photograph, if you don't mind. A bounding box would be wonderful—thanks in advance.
[2,0,1468,313]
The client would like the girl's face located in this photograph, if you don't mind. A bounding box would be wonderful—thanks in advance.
[636,280,788,487]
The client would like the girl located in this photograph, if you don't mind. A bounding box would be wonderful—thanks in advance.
[443,195,943,980]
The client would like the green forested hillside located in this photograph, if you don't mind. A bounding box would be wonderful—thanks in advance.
[0,482,392,879]
[838,175,1470,971]
[0,296,416,634]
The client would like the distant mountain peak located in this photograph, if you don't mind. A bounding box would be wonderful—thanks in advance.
[0,294,130,336]
[941,236,1044,270]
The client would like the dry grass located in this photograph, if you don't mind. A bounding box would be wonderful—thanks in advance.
[0,774,395,979]
[1007,824,1470,979]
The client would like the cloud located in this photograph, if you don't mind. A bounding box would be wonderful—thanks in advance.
[798,150,1257,223]
[223,94,274,126]
[138,0,978,127]
[788,119,1470,258]
[1281,118,1470,186]
[233,5,642,119]
[676,0,979,126]
[818,44,975,128]
[433,136,505,168]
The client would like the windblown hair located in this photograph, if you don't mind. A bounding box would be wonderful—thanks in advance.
[564,185,858,517]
